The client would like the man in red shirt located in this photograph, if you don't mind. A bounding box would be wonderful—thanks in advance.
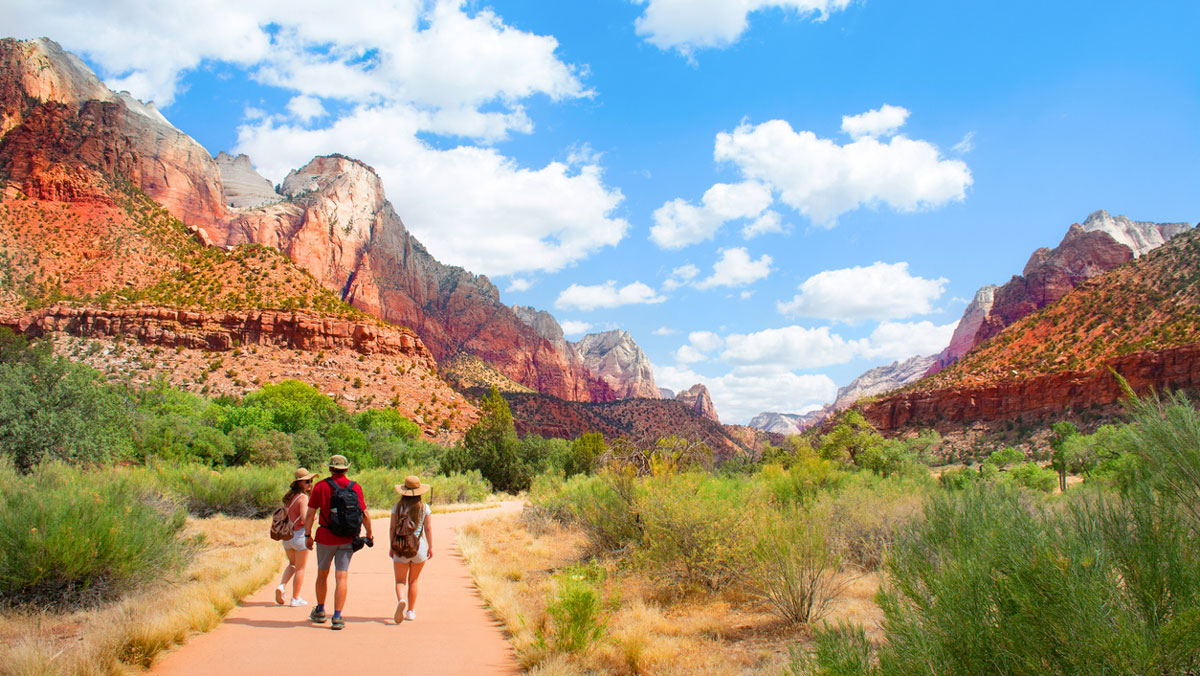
[304,454,373,630]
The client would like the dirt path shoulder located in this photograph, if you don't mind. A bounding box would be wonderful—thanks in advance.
[151,501,524,676]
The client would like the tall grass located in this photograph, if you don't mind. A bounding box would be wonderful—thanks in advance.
[0,461,189,609]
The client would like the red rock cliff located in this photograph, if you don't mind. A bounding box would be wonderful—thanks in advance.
[222,155,616,402]
[863,343,1200,431]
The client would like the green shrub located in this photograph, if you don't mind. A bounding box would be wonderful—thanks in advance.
[531,472,642,554]
[788,623,875,676]
[243,379,345,432]
[0,332,134,471]
[354,408,420,440]
[938,466,978,490]
[635,473,750,591]
[134,463,281,517]
[747,504,848,625]
[228,426,295,466]
[0,462,189,608]
[542,563,607,654]
[806,483,1200,675]
[353,468,490,508]
[1002,461,1057,493]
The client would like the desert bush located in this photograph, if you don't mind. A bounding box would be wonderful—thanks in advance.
[530,472,643,554]
[937,466,978,490]
[635,473,750,591]
[565,432,605,476]
[1001,460,1057,493]
[746,504,849,625]
[228,426,295,466]
[1122,388,1200,528]
[291,427,329,469]
[354,407,421,440]
[353,468,490,507]
[325,421,369,467]
[820,474,928,571]
[135,463,281,517]
[761,454,848,505]
[0,330,134,471]
[0,462,189,608]
[788,623,875,676]
[806,482,1200,676]
[242,379,345,432]
[542,563,607,654]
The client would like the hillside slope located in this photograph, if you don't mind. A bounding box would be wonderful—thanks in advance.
[862,223,1200,430]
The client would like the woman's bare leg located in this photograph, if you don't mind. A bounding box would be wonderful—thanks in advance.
[393,561,410,603]
[291,548,309,599]
[279,548,298,586]
[405,561,427,610]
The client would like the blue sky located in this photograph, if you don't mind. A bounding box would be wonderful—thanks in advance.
[11,0,1200,422]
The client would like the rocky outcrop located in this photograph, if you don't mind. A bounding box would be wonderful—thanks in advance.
[834,354,938,409]
[658,387,675,399]
[574,330,660,399]
[748,409,828,435]
[1079,209,1192,257]
[216,152,279,209]
[862,343,1200,431]
[222,155,614,402]
[675,383,719,423]
[8,305,433,362]
[0,38,227,231]
[927,213,1190,376]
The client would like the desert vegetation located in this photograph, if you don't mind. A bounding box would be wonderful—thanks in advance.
[456,390,1200,675]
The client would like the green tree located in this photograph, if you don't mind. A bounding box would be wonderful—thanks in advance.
[818,411,883,464]
[464,387,528,492]
[1050,420,1079,492]
[567,432,606,476]
[354,408,421,441]
[243,379,344,433]
[0,330,133,471]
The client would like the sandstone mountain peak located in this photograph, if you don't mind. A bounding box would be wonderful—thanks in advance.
[1081,209,1192,257]
[675,383,719,423]
[927,212,1191,378]
[834,354,939,410]
[574,330,660,399]
[215,151,278,209]
[511,305,566,345]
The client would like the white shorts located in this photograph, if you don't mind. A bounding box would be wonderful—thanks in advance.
[391,536,428,564]
[282,528,307,552]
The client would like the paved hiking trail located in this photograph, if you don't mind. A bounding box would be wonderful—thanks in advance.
[153,501,523,676]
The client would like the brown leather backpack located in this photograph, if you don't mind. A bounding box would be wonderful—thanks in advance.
[391,504,422,558]
[269,494,301,541]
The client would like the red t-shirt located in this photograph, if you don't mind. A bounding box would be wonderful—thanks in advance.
[308,475,367,546]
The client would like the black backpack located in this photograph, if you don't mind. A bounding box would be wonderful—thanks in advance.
[325,478,363,537]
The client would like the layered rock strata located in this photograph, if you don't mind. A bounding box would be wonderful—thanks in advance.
[862,343,1200,431]
[834,354,938,410]
[9,305,432,361]
[216,152,279,209]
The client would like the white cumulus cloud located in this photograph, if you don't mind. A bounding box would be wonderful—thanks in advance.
[778,261,948,322]
[688,331,724,353]
[715,114,972,226]
[741,210,787,239]
[841,104,910,139]
[650,181,772,249]
[633,0,852,54]
[663,263,701,291]
[559,320,593,336]
[653,326,679,336]
[859,320,957,361]
[721,326,861,371]
[506,278,533,293]
[654,363,837,424]
[695,247,773,289]
[12,0,627,279]
[554,281,666,311]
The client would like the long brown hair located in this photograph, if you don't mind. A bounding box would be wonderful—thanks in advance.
[398,494,424,524]
[282,480,307,506]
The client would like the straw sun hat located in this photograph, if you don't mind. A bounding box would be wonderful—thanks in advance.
[394,475,430,497]
[293,468,318,481]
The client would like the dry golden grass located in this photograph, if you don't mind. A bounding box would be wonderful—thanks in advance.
[459,511,883,676]
[0,516,282,676]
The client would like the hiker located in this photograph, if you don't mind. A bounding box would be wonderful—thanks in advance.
[390,475,433,623]
[304,454,373,630]
[275,468,317,607]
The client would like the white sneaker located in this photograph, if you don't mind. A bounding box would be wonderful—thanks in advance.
[275,586,286,605]
[289,597,308,607]
[404,610,416,621]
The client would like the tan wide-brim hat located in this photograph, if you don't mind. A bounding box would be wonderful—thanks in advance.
[395,475,430,497]
[328,455,351,470]
[293,468,318,482]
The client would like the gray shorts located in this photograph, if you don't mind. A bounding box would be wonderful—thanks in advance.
[281,529,307,552]
[315,542,354,572]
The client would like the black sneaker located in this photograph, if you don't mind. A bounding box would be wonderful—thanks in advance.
[331,616,345,630]
[309,607,327,624]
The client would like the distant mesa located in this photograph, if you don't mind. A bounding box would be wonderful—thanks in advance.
[834,354,938,411]
[748,410,826,436]
[658,387,675,399]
